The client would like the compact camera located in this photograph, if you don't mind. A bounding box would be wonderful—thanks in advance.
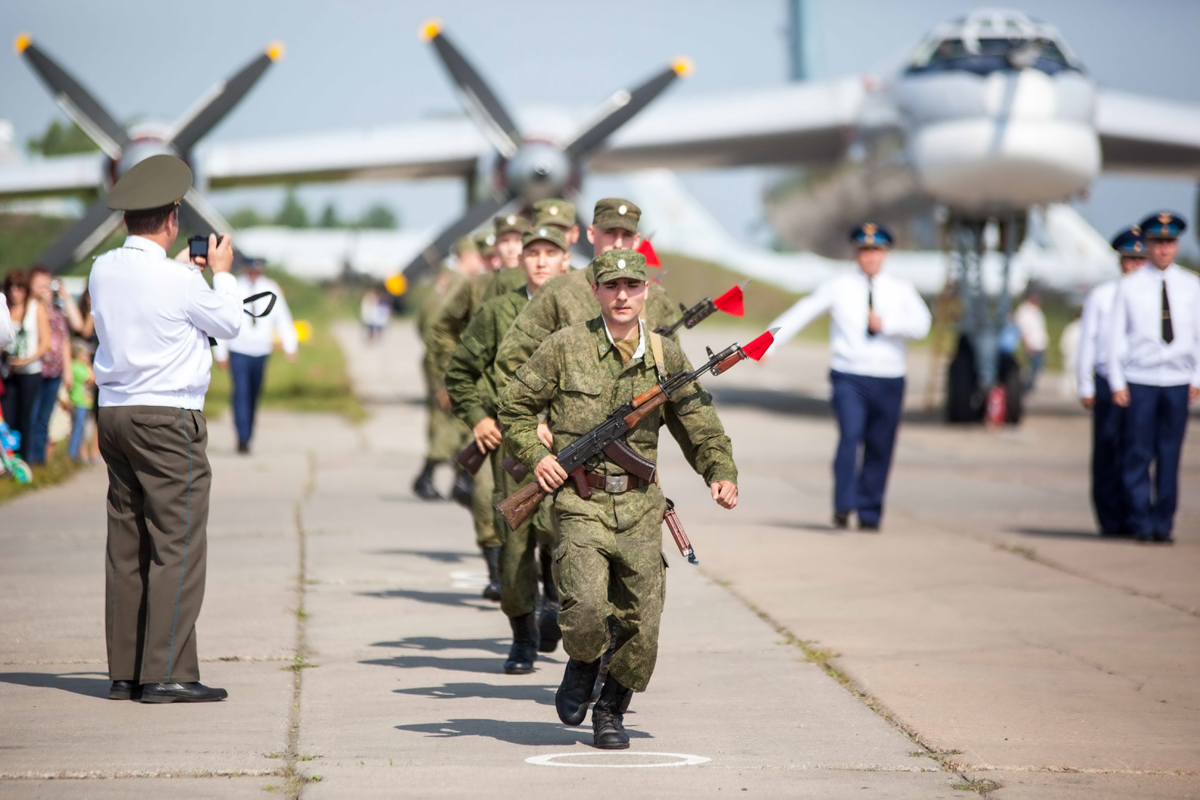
[187,234,225,260]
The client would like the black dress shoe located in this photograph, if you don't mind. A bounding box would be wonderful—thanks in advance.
[859,521,880,532]
[556,658,601,726]
[832,512,850,529]
[108,680,139,700]
[237,442,250,455]
[140,682,228,703]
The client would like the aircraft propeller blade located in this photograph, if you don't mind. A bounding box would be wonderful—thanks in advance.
[401,193,510,280]
[15,34,130,160]
[169,43,285,154]
[563,59,690,161]
[35,198,123,274]
[421,20,523,159]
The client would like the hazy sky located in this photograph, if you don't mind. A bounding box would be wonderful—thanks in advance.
[4,0,1199,253]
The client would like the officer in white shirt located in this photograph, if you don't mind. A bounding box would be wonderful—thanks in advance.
[1108,212,1200,543]
[90,155,242,703]
[768,223,931,531]
[1077,227,1146,535]
[213,257,297,454]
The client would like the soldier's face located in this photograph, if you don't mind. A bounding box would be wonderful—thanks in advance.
[593,278,646,326]
[855,246,887,277]
[495,231,523,268]
[522,242,567,291]
[457,250,485,276]
[1147,238,1178,269]
[588,226,641,255]
[1119,256,1146,275]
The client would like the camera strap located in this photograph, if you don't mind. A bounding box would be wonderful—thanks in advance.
[206,292,280,345]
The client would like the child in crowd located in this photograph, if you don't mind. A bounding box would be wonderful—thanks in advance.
[67,342,94,463]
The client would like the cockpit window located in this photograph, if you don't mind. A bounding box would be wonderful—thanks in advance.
[907,37,1079,76]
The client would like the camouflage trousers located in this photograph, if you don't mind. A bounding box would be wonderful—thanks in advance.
[495,461,558,618]
[553,483,667,693]
[427,400,468,463]
[472,451,499,549]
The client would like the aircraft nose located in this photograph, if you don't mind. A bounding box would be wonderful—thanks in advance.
[982,69,1057,120]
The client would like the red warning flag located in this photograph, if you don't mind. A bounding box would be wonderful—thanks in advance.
[713,281,748,318]
[637,238,662,268]
[741,328,777,362]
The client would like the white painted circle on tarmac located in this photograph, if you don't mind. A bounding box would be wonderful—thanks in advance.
[525,752,710,768]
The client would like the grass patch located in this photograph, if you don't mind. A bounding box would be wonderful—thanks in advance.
[0,448,88,506]
[952,777,1002,795]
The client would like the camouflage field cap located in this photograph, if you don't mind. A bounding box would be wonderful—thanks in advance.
[592,198,641,233]
[493,213,530,237]
[590,249,647,284]
[106,154,192,211]
[522,225,568,251]
[532,198,576,228]
[474,230,497,256]
[454,236,478,255]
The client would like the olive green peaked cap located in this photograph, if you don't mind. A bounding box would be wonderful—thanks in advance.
[592,197,641,234]
[590,249,647,283]
[106,154,192,211]
[474,230,497,255]
[454,236,478,255]
[532,198,576,228]
[493,213,530,237]
[522,225,568,251]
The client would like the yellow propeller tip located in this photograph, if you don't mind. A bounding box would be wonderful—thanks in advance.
[672,57,694,77]
[15,33,31,53]
[420,19,442,42]
[265,41,286,61]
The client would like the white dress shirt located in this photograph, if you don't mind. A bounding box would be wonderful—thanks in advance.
[213,274,297,359]
[1107,263,1200,391]
[90,236,242,410]
[1014,301,1049,353]
[768,270,931,378]
[1076,279,1119,398]
[0,294,14,350]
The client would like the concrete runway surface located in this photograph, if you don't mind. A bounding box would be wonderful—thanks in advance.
[0,320,1196,799]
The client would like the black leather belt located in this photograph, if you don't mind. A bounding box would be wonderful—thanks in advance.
[583,472,647,494]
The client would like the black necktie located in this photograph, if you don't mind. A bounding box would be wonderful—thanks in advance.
[867,282,876,338]
[1162,281,1174,344]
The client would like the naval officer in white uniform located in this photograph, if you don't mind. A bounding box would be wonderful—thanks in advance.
[768,223,931,531]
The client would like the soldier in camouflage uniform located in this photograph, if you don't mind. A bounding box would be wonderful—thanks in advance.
[428,227,510,599]
[445,226,570,673]
[481,214,530,303]
[531,197,579,250]
[497,249,738,749]
[413,237,483,500]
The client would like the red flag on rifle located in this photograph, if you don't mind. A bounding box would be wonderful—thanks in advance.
[637,238,662,268]
[713,280,748,318]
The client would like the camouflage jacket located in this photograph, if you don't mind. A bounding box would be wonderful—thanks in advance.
[497,317,736,487]
[445,286,528,428]
[418,270,461,388]
[493,266,679,390]
[427,271,494,385]
[481,266,527,303]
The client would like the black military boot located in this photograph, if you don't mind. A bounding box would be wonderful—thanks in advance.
[592,675,632,750]
[450,468,473,508]
[504,613,538,675]
[482,546,502,602]
[537,547,561,652]
[591,616,621,702]
[411,459,442,501]
[556,657,602,725]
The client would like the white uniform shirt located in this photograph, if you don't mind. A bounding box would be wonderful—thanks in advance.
[1107,263,1200,391]
[90,236,242,410]
[1014,301,1049,353]
[1076,279,1119,398]
[0,293,15,350]
[767,270,931,378]
[213,274,297,359]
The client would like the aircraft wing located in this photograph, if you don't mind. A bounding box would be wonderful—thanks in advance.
[589,78,865,172]
[1095,89,1200,178]
[0,152,105,199]
[198,117,487,188]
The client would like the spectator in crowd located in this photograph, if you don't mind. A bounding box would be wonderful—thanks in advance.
[67,340,95,462]
[1014,290,1048,393]
[2,270,50,461]
[361,288,384,341]
[0,286,13,349]
[75,290,101,463]
[27,268,83,464]
[1059,308,1082,399]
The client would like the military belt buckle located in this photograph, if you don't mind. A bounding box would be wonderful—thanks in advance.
[604,475,630,494]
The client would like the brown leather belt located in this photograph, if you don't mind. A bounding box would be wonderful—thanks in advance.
[583,472,648,494]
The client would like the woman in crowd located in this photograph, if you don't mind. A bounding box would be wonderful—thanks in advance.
[27,268,83,464]
[2,270,51,462]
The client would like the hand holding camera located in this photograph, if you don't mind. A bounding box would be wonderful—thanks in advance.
[187,233,235,274]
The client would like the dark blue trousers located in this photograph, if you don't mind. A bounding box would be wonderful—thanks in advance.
[830,370,905,527]
[1123,383,1189,539]
[1091,374,1129,534]
[229,352,268,448]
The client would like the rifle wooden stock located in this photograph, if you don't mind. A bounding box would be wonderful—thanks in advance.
[454,441,489,474]
[496,481,548,530]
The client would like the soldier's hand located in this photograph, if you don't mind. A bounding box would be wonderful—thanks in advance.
[473,417,503,452]
[711,480,738,509]
[534,455,568,492]
[868,311,883,334]
[1190,386,1199,404]
[434,387,451,412]
[536,420,554,450]
[1080,396,1094,409]
[1112,388,1131,407]
[208,233,235,274]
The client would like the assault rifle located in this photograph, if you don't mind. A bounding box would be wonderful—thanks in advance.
[495,329,776,531]
[653,281,748,337]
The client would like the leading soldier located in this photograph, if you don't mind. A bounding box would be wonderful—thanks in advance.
[497,249,738,749]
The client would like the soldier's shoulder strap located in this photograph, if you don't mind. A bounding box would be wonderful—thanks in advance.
[648,328,666,380]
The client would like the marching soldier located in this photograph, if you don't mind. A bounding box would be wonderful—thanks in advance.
[1076,227,1146,535]
[1108,212,1200,543]
[445,226,570,673]
[90,155,240,703]
[531,197,579,250]
[497,249,738,749]
[481,214,530,302]
[767,223,931,531]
